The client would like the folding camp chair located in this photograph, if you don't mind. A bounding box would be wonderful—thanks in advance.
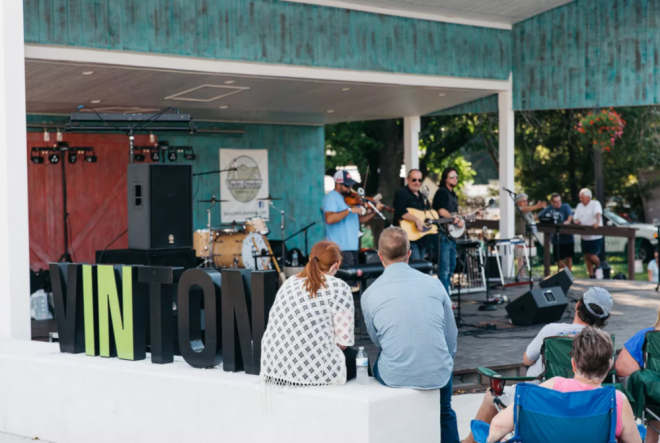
[471,383,618,443]
[478,335,620,411]
[628,330,660,435]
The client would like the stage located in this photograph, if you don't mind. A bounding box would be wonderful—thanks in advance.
[356,278,660,390]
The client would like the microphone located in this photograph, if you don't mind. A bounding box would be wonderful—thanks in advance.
[421,186,430,198]
[502,187,516,195]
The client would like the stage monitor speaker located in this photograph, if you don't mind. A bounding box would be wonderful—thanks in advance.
[539,267,574,296]
[506,287,568,326]
[128,164,193,250]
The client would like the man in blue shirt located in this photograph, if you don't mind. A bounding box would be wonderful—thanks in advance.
[362,227,459,443]
[538,193,575,271]
[323,170,381,265]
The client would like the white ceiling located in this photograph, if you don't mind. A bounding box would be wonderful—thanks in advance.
[285,0,574,27]
[25,61,495,125]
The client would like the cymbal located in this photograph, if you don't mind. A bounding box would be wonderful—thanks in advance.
[258,194,282,201]
[216,221,243,227]
[198,197,229,203]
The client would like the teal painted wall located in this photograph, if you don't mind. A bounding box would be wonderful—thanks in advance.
[26,116,325,251]
[513,0,660,110]
[160,122,325,251]
[23,0,511,80]
[427,94,498,116]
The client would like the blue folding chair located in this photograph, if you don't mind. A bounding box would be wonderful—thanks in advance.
[471,383,619,443]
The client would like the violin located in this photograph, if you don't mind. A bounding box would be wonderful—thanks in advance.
[344,188,394,213]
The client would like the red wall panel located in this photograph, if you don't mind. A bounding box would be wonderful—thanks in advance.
[27,133,153,270]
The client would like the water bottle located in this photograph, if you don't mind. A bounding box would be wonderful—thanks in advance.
[292,250,299,267]
[356,347,369,385]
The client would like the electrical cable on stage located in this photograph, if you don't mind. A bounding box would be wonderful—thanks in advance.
[97,229,128,264]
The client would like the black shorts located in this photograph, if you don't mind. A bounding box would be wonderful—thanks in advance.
[581,238,603,256]
[341,251,359,266]
[552,243,574,261]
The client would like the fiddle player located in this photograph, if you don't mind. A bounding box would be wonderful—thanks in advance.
[393,169,432,261]
[323,170,383,266]
[432,167,463,293]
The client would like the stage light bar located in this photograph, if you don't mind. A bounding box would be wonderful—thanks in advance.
[167,149,178,162]
[49,153,61,164]
[68,152,78,164]
[133,152,145,162]
[85,154,98,163]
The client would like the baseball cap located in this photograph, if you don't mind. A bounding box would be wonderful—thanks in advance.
[582,287,613,318]
[334,170,358,187]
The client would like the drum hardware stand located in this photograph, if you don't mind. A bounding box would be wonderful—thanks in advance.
[198,196,218,268]
[284,222,317,257]
[269,202,296,266]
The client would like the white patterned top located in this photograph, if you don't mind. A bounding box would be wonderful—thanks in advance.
[260,274,354,386]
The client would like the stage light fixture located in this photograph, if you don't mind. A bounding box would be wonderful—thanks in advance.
[167,149,178,162]
[134,152,145,162]
[184,149,196,161]
[85,154,98,163]
[68,152,78,164]
[49,153,61,164]
[31,149,44,164]
[151,151,160,162]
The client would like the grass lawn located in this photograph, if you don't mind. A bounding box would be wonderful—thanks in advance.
[532,254,649,282]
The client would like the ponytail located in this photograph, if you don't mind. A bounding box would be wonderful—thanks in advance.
[296,241,342,298]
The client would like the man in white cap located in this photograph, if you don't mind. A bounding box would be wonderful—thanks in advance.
[323,170,382,265]
[462,287,614,443]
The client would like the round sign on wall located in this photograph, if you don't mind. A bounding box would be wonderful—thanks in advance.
[225,156,263,203]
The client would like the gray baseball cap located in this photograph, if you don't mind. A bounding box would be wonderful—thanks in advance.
[582,287,613,318]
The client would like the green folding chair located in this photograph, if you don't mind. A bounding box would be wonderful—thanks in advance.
[628,330,660,435]
[478,334,627,412]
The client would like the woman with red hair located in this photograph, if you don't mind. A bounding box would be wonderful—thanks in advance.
[260,240,358,387]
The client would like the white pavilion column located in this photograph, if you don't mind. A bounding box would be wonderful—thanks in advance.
[0,0,30,339]
[498,86,515,276]
[403,116,420,174]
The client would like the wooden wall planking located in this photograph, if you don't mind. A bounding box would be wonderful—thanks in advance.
[26,118,324,270]
[427,94,499,115]
[513,0,660,110]
[23,0,511,80]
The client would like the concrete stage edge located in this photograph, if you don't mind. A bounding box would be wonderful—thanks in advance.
[0,340,439,443]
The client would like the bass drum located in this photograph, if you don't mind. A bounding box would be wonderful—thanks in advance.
[213,232,272,270]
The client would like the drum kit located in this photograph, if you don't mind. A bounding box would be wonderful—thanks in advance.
[194,195,282,272]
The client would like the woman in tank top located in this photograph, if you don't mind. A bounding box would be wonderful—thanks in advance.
[488,327,641,443]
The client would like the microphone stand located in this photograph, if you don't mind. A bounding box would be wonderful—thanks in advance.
[284,222,316,257]
[192,167,238,177]
[269,201,296,267]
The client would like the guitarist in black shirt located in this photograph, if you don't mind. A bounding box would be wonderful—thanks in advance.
[392,169,431,260]
[432,167,464,293]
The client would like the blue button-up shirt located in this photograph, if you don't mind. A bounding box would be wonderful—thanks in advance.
[361,262,458,389]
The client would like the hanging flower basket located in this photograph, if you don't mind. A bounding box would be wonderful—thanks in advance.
[576,108,626,152]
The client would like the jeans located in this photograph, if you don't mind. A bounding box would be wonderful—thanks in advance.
[410,241,426,261]
[374,357,460,443]
[439,234,457,293]
[440,378,460,443]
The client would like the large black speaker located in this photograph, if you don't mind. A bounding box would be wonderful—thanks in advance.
[506,287,568,326]
[127,164,193,250]
[539,267,574,295]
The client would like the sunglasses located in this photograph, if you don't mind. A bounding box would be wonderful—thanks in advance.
[448,174,458,179]
[411,178,422,183]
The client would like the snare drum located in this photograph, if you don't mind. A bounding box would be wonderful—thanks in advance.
[244,217,270,235]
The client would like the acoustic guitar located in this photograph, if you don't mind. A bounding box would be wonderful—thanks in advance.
[400,208,477,242]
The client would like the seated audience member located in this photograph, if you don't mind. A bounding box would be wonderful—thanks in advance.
[488,327,641,443]
[260,240,358,387]
[615,306,660,443]
[648,250,659,283]
[463,287,613,443]
[361,227,459,443]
